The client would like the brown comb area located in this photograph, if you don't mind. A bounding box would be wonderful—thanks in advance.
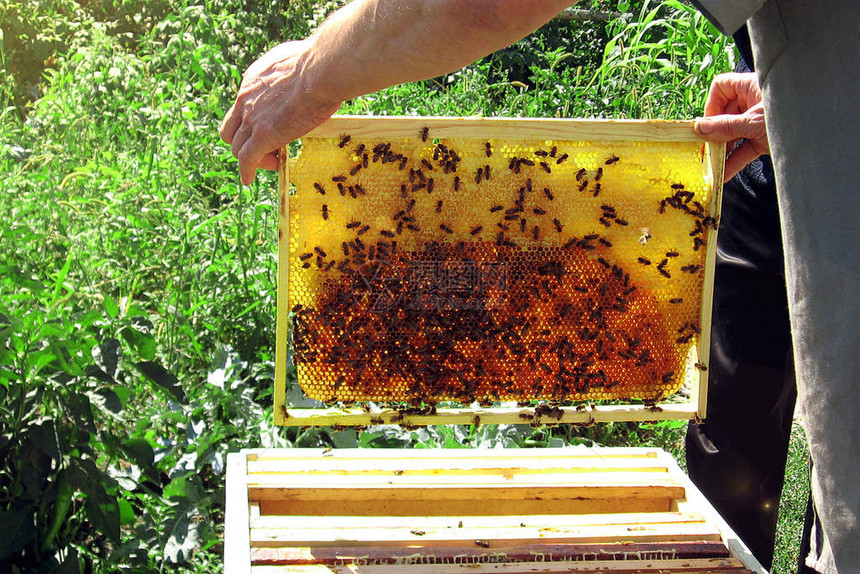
[288,132,715,404]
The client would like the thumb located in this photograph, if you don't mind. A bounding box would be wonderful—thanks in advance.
[695,114,759,143]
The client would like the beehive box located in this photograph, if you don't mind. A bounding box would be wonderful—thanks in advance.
[275,117,724,426]
[224,447,764,573]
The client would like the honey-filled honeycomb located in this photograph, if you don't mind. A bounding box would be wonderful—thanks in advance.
[287,123,717,405]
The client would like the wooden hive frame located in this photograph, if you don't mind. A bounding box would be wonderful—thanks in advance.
[224,447,763,573]
[275,116,725,427]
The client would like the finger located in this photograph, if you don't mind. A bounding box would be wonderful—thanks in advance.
[694,113,760,143]
[220,102,241,144]
[257,151,279,172]
[703,74,736,117]
[703,72,760,117]
[230,123,252,160]
[723,140,764,182]
[237,138,268,186]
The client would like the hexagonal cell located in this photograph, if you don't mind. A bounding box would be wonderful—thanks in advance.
[287,128,715,405]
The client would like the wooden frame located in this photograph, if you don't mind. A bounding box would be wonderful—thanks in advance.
[224,447,763,574]
[275,116,724,427]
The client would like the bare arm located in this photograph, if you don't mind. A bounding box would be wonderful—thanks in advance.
[220,0,574,184]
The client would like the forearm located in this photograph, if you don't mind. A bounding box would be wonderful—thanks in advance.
[303,0,575,105]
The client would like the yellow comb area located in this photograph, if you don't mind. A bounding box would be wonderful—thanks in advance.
[288,130,715,405]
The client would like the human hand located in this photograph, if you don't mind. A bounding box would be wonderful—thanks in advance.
[694,72,769,182]
[220,40,342,185]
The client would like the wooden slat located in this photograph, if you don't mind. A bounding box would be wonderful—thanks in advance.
[248,446,663,462]
[280,403,698,427]
[274,152,291,426]
[250,482,684,502]
[247,457,670,475]
[693,141,725,420]
[225,452,252,574]
[250,511,705,531]
[249,471,678,488]
[251,521,721,548]
[247,447,667,473]
[301,116,705,143]
[251,557,753,573]
[251,540,732,566]
[256,494,677,518]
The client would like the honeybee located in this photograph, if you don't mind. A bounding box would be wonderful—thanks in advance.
[605,154,620,165]
[484,141,492,157]
[313,182,326,194]
[321,204,329,220]
[420,126,429,142]
[337,134,351,148]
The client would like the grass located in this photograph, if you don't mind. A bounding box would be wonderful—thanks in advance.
[772,422,811,574]
[0,0,810,572]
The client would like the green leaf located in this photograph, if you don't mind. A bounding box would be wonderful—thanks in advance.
[112,386,132,408]
[104,295,119,319]
[0,503,37,561]
[49,252,74,308]
[84,483,121,544]
[136,361,186,403]
[121,437,155,472]
[71,459,120,544]
[91,388,123,414]
[162,475,202,502]
[29,419,62,461]
[547,437,567,448]
[63,392,96,434]
[18,439,52,500]
[118,498,136,526]
[92,338,122,382]
[163,505,201,564]
[121,317,156,361]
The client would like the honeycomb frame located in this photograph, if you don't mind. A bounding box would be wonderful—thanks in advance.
[275,116,724,427]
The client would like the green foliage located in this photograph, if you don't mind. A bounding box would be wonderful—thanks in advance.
[772,423,810,574]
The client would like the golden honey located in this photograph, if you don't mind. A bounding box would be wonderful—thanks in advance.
[287,126,715,404]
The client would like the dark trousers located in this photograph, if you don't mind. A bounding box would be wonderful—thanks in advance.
[684,153,797,570]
